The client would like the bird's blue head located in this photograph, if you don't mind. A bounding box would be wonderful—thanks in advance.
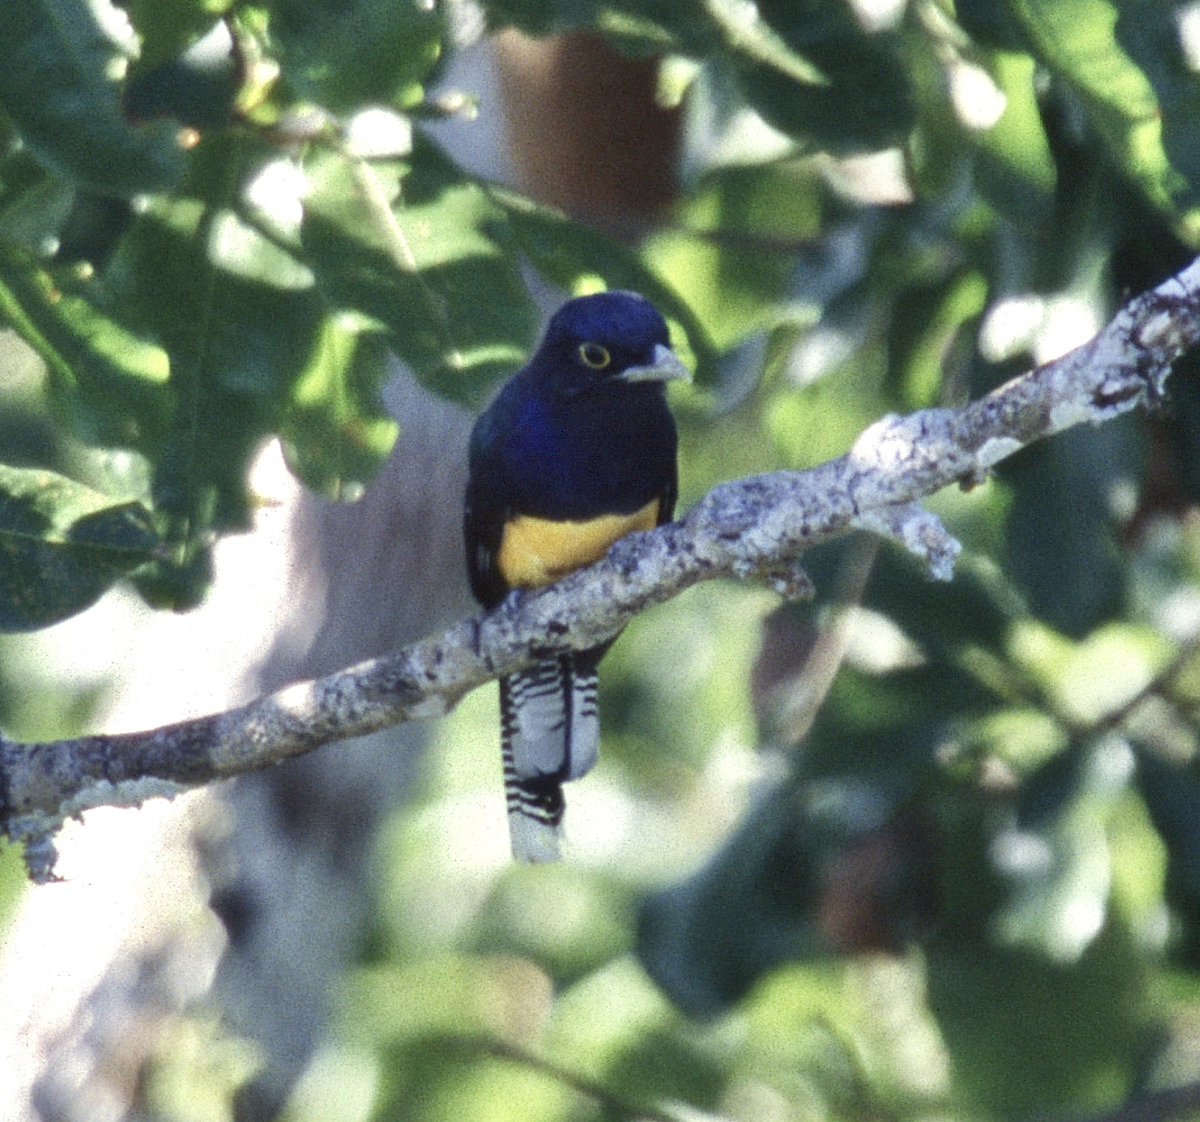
[531,291,690,397]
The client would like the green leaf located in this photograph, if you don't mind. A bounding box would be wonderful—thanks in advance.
[0,464,158,631]
[636,784,832,1018]
[480,0,914,152]
[131,539,213,612]
[994,738,1130,961]
[123,21,244,130]
[956,0,1032,50]
[122,0,236,68]
[1133,747,1200,964]
[98,132,406,530]
[972,50,1057,228]
[480,0,709,52]
[735,0,915,152]
[0,0,185,196]
[1007,0,1197,232]
[268,0,443,111]
[823,540,1018,661]
[806,662,998,776]
[927,923,1144,1119]
[0,171,77,256]
[1161,350,1200,507]
[0,247,172,449]
[886,270,988,410]
[302,138,537,404]
[999,419,1139,638]
[279,314,399,500]
[1114,1,1200,230]
[111,193,323,529]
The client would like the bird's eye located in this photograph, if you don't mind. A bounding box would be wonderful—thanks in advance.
[578,342,611,369]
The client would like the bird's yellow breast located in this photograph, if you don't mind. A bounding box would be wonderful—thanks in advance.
[497,498,660,588]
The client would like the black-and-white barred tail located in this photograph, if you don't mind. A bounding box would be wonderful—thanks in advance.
[498,652,602,861]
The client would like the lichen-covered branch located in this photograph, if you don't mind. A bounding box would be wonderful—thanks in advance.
[4,255,1200,879]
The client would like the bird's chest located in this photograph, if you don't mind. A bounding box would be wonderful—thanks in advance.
[504,393,671,516]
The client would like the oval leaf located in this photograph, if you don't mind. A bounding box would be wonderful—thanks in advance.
[0,464,159,631]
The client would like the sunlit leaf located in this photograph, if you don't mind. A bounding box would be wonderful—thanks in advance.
[0,247,171,448]
[1133,747,1200,967]
[1007,0,1196,231]
[1114,2,1200,235]
[112,195,324,529]
[973,50,1057,228]
[993,739,1118,961]
[302,138,537,403]
[279,314,398,500]
[0,464,158,630]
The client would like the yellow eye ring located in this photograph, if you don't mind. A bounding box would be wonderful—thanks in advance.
[578,342,611,369]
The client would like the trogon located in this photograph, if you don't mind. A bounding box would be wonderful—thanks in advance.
[464,290,690,861]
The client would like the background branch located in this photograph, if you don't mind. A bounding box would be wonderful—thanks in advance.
[3,254,1199,879]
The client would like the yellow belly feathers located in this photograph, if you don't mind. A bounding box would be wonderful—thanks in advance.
[497,498,660,588]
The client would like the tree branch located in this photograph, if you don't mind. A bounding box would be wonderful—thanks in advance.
[4,255,1200,880]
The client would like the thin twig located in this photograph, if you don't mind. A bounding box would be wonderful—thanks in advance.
[481,1038,695,1122]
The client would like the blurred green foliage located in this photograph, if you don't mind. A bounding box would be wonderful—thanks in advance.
[6,0,1200,1121]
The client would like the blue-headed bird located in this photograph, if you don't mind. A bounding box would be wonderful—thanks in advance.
[464,291,689,860]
